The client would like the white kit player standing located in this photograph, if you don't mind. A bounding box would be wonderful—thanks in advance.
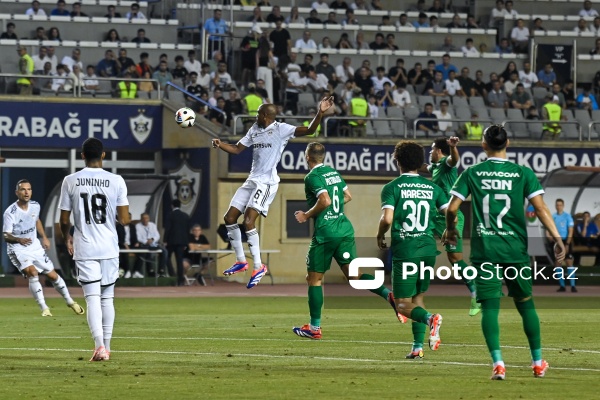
[3,180,85,317]
[212,99,334,288]
[58,138,130,361]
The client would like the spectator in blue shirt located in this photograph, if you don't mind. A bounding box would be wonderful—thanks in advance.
[435,54,458,80]
[204,9,229,56]
[576,86,599,110]
[494,37,513,54]
[416,102,438,135]
[537,63,557,88]
[96,49,118,78]
[50,0,70,16]
[412,12,430,28]
[577,212,599,243]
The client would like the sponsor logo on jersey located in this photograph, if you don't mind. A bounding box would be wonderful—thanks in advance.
[475,171,520,178]
[397,182,434,189]
[253,143,273,149]
[129,109,153,144]
[20,227,35,235]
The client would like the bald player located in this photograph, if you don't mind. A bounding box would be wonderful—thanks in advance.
[212,100,333,288]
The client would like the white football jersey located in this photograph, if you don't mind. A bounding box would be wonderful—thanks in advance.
[58,168,129,260]
[3,200,43,253]
[239,121,296,184]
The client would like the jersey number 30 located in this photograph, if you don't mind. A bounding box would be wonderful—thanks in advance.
[80,193,107,224]
[402,200,430,232]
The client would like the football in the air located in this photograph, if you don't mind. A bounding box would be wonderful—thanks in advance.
[175,107,196,128]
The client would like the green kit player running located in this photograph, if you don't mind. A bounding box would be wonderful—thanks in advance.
[443,125,566,380]
[377,141,445,358]
[420,137,481,316]
[292,142,403,340]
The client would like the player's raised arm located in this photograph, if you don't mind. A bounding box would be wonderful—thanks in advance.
[446,136,460,167]
[295,96,334,137]
[295,192,332,223]
[212,139,247,155]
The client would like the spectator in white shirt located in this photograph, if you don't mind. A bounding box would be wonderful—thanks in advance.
[580,0,599,17]
[32,46,49,73]
[46,46,58,74]
[518,61,538,89]
[295,31,318,49]
[575,18,591,33]
[210,61,233,90]
[126,3,146,19]
[83,65,99,91]
[511,19,530,54]
[433,100,454,134]
[61,48,83,74]
[197,63,211,91]
[25,0,46,16]
[184,50,202,76]
[371,66,395,92]
[312,0,329,9]
[489,0,508,28]
[461,38,480,55]
[51,64,68,92]
[503,71,520,96]
[505,0,518,17]
[306,67,329,94]
[335,57,355,84]
[590,16,600,33]
[445,71,465,97]
[392,82,412,108]
[135,213,173,277]
[368,95,379,118]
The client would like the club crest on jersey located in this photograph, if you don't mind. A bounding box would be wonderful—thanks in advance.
[129,109,153,145]
[169,161,201,216]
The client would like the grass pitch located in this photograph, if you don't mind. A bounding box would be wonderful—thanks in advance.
[0,296,597,400]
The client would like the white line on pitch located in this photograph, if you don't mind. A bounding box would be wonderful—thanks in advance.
[1,336,599,355]
[0,346,598,372]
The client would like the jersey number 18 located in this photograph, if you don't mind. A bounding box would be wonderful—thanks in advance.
[80,193,107,224]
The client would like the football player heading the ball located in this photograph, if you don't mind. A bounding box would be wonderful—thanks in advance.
[211,98,333,288]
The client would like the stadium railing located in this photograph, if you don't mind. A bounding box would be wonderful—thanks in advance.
[165,81,227,137]
[0,72,76,96]
[322,115,409,138]
[587,121,600,140]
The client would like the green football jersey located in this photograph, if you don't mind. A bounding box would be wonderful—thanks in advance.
[304,164,355,243]
[450,157,544,264]
[429,155,458,195]
[380,174,448,260]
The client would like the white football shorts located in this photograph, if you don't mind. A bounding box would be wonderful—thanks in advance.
[75,258,119,286]
[9,247,54,275]
[229,179,279,217]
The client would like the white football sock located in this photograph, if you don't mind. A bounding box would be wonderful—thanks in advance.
[29,276,48,311]
[52,275,74,305]
[101,285,115,352]
[246,229,262,269]
[226,224,247,262]
[82,282,104,349]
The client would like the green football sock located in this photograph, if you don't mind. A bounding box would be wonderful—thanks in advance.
[360,273,391,299]
[412,322,426,350]
[457,259,477,295]
[515,298,542,361]
[481,298,503,363]
[308,285,323,328]
[410,306,432,325]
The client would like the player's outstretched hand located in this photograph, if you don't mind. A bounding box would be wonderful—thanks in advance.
[294,210,308,223]
[554,239,566,265]
[212,139,221,149]
[319,96,334,114]
[377,235,387,250]
[441,228,461,246]
[447,136,460,147]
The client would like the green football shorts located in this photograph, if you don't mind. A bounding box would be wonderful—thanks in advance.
[433,210,464,253]
[474,262,533,302]
[392,256,437,299]
[306,236,356,273]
